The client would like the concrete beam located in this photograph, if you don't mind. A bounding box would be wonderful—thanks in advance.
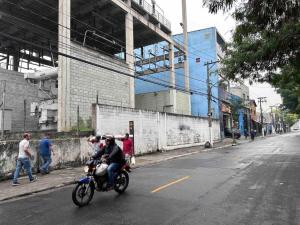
[135,51,182,66]
[0,12,57,44]
[109,0,185,52]
[137,63,183,76]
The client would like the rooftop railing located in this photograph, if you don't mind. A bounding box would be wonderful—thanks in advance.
[131,0,171,30]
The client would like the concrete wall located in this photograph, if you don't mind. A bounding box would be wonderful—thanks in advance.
[136,90,191,115]
[95,104,221,155]
[0,137,92,179]
[176,91,190,115]
[69,42,131,127]
[0,68,40,131]
[136,90,172,113]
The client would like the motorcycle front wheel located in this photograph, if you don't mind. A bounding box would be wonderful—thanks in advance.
[72,183,94,207]
[114,170,129,194]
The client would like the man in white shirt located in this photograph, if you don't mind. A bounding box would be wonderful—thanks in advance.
[12,133,37,186]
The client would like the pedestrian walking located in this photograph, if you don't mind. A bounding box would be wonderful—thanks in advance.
[39,133,54,174]
[244,129,249,139]
[12,133,37,186]
[117,133,134,169]
[250,130,255,141]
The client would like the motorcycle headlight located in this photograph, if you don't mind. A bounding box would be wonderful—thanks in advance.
[84,166,89,173]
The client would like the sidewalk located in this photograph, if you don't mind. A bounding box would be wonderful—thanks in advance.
[0,138,250,202]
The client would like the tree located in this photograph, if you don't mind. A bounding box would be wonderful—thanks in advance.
[203,0,300,112]
[272,62,300,114]
[284,113,299,127]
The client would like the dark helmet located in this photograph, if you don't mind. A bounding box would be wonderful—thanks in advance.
[105,135,115,145]
[95,135,101,142]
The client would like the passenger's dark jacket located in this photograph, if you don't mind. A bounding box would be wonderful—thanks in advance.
[93,144,124,164]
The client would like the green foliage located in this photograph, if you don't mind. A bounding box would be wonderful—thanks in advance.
[284,113,299,127]
[272,62,300,114]
[71,117,93,132]
[203,0,300,113]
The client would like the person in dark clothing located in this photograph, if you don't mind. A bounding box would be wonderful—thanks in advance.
[244,129,249,139]
[250,130,255,141]
[39,133,54,174]
[93,136,124,190]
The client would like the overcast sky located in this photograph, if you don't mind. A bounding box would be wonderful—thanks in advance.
[155,0,282,111]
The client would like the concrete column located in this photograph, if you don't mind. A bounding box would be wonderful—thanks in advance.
[125,0,135,108]
[13,55,19,72]
[57,0,71,131]
[169,43,177,113]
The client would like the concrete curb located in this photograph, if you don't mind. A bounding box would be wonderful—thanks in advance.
[0,140,246,202]
[0,181,75,202]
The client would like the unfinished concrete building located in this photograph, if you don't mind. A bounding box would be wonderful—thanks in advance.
[0,0,189,132]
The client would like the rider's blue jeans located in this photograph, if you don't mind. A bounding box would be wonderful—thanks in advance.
[107,163,120,187]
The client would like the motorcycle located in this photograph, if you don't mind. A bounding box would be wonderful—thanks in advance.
[72,158,129,207]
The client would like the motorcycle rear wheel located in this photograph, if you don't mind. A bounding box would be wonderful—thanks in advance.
[114,170,129,193]
[72,183,94,207]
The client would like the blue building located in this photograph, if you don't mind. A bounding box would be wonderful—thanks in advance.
[135,27,225,120]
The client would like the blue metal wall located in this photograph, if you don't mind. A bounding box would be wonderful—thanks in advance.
[135,27,220,119]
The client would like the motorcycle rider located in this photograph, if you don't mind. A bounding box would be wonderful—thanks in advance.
[92,136,125,190]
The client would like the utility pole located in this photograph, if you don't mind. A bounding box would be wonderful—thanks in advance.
[258,97,267,137]
[270,105,275,133]
[181,0,191,114]
[206,63,213,147]
[204,60,219,147]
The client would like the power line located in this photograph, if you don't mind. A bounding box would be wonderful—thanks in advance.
[7,0,212,86]
[0,31,222,102]
[1,1,211,88]
[1,17,198,95]
[172,35,216,62]
[1,2,223,104]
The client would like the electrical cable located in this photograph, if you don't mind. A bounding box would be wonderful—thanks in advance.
[5,0,212,85]
[0,31,222,101]
[0,1,220,101]
[0,2,211,88]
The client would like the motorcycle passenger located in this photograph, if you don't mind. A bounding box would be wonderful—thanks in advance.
[92,136,124,190]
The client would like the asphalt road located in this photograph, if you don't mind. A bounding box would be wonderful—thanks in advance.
[1,132,300,225]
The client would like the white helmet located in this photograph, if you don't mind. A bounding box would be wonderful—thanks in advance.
[95,163,108,176]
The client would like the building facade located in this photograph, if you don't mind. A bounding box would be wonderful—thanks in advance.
[0,0,186,132]
[136,27,225,120]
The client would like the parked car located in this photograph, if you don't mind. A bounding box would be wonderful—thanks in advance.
[224,127,241,139]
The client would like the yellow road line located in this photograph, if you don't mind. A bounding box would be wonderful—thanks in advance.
[151,176,190,193]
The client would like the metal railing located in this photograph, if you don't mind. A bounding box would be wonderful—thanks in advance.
[131,0,171,30]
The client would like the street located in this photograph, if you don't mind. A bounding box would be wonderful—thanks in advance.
[1,132,300,225]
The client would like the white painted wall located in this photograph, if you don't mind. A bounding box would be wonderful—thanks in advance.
[96,104,221,154]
